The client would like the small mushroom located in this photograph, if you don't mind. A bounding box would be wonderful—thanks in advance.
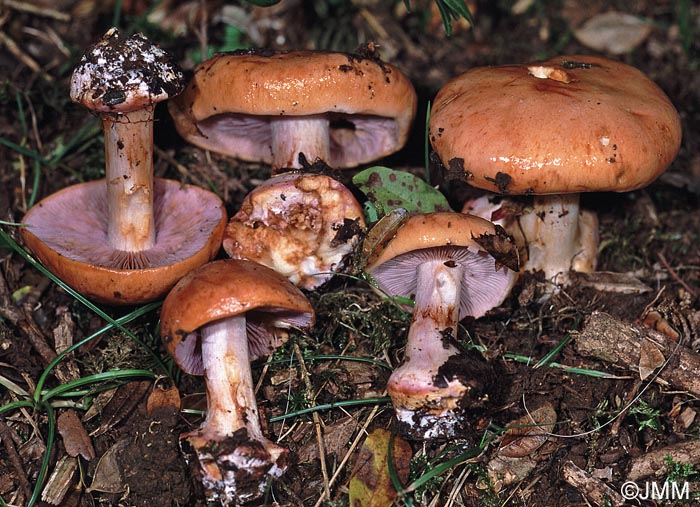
[364,212,518,439]
[20,28,226,304]
[160,259,315,505]
[168,47,417,174]
[430,55,682,287]
[222,171,365,290]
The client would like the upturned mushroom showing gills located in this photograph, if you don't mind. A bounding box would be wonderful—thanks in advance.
[160,259,315,505]
[168,46,417,175]
[223,171,366,290]
[429,55,682,288]
[20,28,226,304]
[364,212,518,440]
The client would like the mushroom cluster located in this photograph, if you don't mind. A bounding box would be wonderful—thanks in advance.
[430,54,682,288]
[169,47,418,289]
[24,25,684,506]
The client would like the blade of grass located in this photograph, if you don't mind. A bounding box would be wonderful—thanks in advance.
[41,369,156,401]
[269,396,391,422]
[534,333,571,368]
[26,401,56,507]
[504,352,618,378]
[0,227,169,382]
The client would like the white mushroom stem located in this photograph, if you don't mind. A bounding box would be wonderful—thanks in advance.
[387,260,466,414]
[270,114,330,173]
[102,106,156,252]
[200,316,264,439]
[187,315,287,505]
[520,193,583,287]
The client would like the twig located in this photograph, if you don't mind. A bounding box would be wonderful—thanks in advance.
[3,0,71,21]
[293,343,331,499]
[0,418,33,500]
[657,252,697,298]
[0,263,57,367]
[0,30,53,81]
[313,403,382,507]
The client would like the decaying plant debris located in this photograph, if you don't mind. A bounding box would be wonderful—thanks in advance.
[1,1,700,507]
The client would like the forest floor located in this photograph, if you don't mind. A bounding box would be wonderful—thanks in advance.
[0,1,699,506]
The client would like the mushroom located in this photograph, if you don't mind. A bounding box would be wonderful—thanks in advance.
[222,171,365,290]
[168,46,417,174]
[20,28,226,304]
[160,258,315,505]
[429,55,682,287]
[364,212,518,439]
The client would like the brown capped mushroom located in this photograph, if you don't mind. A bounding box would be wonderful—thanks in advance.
[430,55,682,288]
[364,212,518,439]
[160,259,314,505]
[20,28,226,304]
[168,47,417,174]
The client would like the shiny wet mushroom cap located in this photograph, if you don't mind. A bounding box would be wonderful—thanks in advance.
[430,54,681,286]
[168,48,417,173]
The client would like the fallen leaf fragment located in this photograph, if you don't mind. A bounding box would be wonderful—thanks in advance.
[498,403,557,458]
[574,11,653,54]
[638,339,665,380]
[58,409,95,460]
[348,429,412,507]
[86,438,129,494]
[146,383,181,415]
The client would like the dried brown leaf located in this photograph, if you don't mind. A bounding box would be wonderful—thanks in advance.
[146,384,181,415]
[348,429,412,507]
[638,339,665,381]
[57,409,95,460]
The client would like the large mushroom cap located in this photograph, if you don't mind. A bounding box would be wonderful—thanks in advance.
[71,27,184,114]
[20,179,226,305]
[160,258,315,374]
[365,212,517,319]
[168,48,417,168]
[429,54,682,195]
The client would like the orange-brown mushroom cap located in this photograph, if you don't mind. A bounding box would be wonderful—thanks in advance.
[365,212,518,319]
[21,179,226,305]
[160,258,315,373]
[169,49,417,168]
[429,54,682,195]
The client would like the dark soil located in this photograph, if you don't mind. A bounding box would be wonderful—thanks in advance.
[1,1,699,507]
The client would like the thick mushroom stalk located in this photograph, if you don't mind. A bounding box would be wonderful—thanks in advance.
[103,107,156,251]
[269,115,331,173]
[70,27,184,255]
[186,317,287,505]
[387,260,469,439]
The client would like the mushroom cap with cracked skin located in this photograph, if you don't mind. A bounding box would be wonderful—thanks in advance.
[20,178,226,305]
[429,54,682,195]
[168,48,417,168]
[160,258,315,374]
[70,27,184,114]
[222,172,366,290]
[365,211,518,319]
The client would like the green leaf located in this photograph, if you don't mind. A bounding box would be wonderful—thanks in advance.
[352,166,451,218]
